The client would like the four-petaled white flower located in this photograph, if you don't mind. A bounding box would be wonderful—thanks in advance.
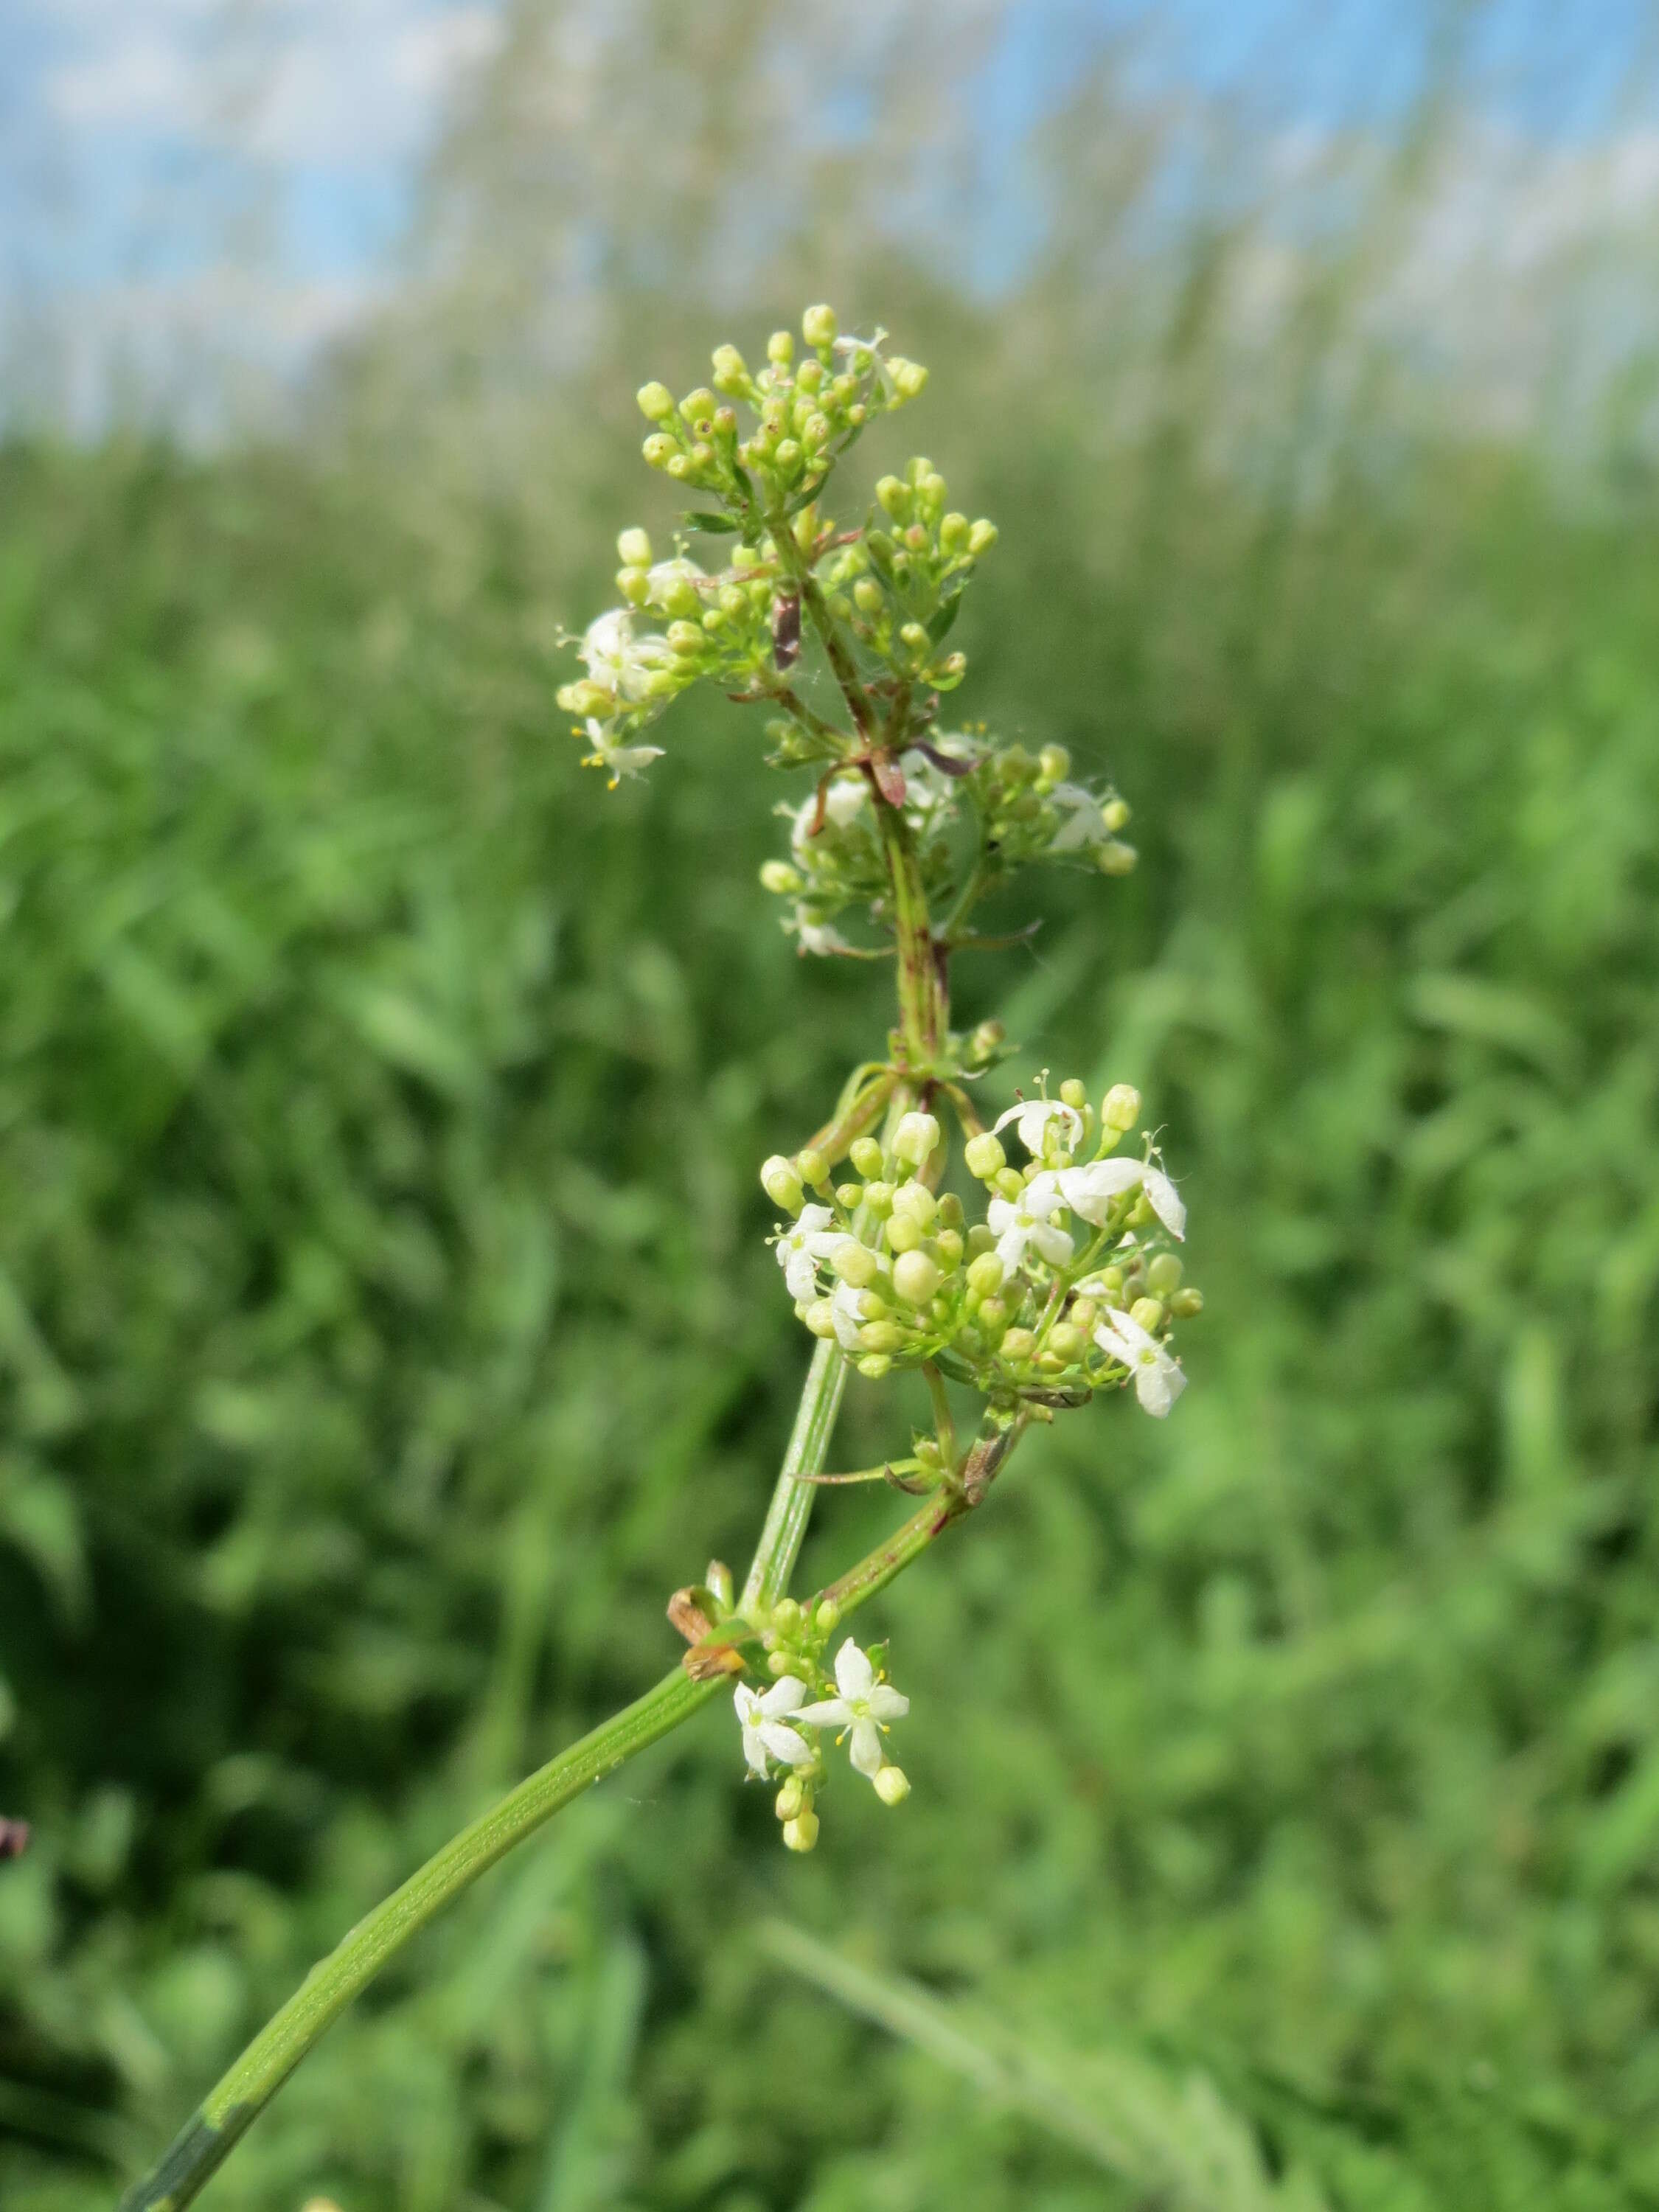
[1055,1157,1186,1240]
[1046,783,1112,852]
[830,1279,872,1349]
[792,779,868,851]
[798,1639,909,1777]
[775,1204,842,1303]
[581,717,664,789]
[987,1172,1075,1273]
[734,1676,813,1777]
[994,1096,1084,1158]
[579,608,675,703]
[1094,1310,1187,1417]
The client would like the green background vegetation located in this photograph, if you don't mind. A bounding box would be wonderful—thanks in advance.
[4,7,1659,2205]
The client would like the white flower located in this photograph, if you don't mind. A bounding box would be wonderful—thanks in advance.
[1047,783,1110,852]
[832,327,891,389]
[642,556,707,613]
[581,717,664,788]
[791,778,867,851]
[797,1638,909,1778]
[993,1097,1084,1158]
[987,1172,1074,1273]
[830,1279,872,1349]
[1094,1310,1187,1418]
[734,1676,813,1777]
[794,912,852,957]
[1054,1157,1184,1239]
[775,1204,841,1303]
[579,608,675,703]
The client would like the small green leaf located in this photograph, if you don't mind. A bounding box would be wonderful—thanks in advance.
[926,591,964,644]
[679,511,740,534]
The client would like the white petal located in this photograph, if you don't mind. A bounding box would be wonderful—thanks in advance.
[797,1205,834,1237]
[823,779,867,827]
[760,1721,812,1765]
[1055,1158,1143,1225]
[865,1685,908,1721]
[1141,1166,1186,1240]
[742,1730,771,1778]
[785,1249,819,1303]
[994,1225,1029,1273]
[1095,1311,1154,1365]
[833,1639,875,1700]
[849,1717,886,1776]
[985,1197,1018,1237]
[759,1675,807,1717]
[1030,1222,1076,1268]
[1135,1357,1186,1418]
[1047,785,1108,852]
[734,1684,760,1725]
[796,1697,852,1728]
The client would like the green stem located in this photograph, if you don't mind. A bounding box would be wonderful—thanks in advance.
[740,1337,846,1613]
[114,1666,718,2212]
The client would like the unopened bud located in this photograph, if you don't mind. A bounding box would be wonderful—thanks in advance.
[1059,1077,1088,1110]
[815,1599,841,1632]
[1130,1297,1166,1333]
[999,1327,1036,1363]
[873,1764,911,1807]
[849,1136,885,1179]
[1098,840,1138,876]
[1147,1253,1183,1297]
[1102,1083,1141,1132]
[796,1147,830,1189]
[636,381,675,422]
[930,653,967,689]
[893,1251,942,1307]
[963,1132,1005,1180]
[782,1810,820,1852]
[801,303,838,348]
[976,1298,1008,1339]
[616,526,653,566]
[775,1775,806,1821]
[863,1180,894,1217]
[1102,796,1130,832]
[761,1155,804,1212]
[967,518,998,554]
[1039,744,1072,784]
[933,1228,963,1270]
[803,1299,837,1339]
[1047,1322,1085,1363]
[711,343,748,390]
[857,1352,894,1380]
[885,1211,922,1255]
[759,860,802,896]
[891,1180,938,1229]
[875,475,911,521]
[853,577,884,616]
[768,330,794,366]
[832,1241,880,1288]
[1169,1287,1205,1319]
[641,432,677,468]
[966,1252,1005,1298]
[892,360,929,399]
[892,1111,940,1166]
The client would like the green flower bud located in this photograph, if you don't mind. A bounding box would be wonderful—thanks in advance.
[1130,1296,1166,1333]
[711,343,748,390]
[857,1352,894,1380]
[759,860,803,895]
[873,1764,911,1807]
[664,453,692,480]
[667,620,704,653]
[967,518,998,553]
[833,1240,880,1288]
[761,1155,804,1211]
[1169,1286,1205,1319]
[900,621,929,653]
[557,679,611,716]
[1102,796,1131,832]
[966,1252,1005,1298]
[796,358,824,394]
[835,1182,861,1211]
[815,1598,841,1633]
[616,526,653,566]
[850,1136,885,1180]
[929,652,967,689]
[893,1251,942,1307]
[1102,1083,1141,1132]
[775,1775,806,1821]
[863,1180,895,1217]
[1047,1322,1085,1364]
[859,1321,908,1354]
[875,474,911,521]
[940,511,970,551]
[1098,840,1138,876]
[933,1228,964,1270]
[1096,1264,1125,1299]
[1039,744,1072,785]
[616,566,650,605]
[892,359,929,399]
[803,1298,837,1340]
[642,432,677,468]
[886,1211,922,1255]
[892,1111,941,1166]
[853,577,885,615]
[636,381,675,422]
[891,1180,937,1228]
[796,1147,830,1189]
[774,438,802,471]
[678,386,716,425]
[976,1298,1008,1340]
[802,303,838,348]
[964,1132,1006,1180]
[993,1168,1024,1202]
[1147,1253,1183,1297]
[967,1019,1005,1065]
[1059,1077,1088,1110]
[772,1597,801,1632]
[1069,1296,1099,1334]
[966,1223,995,1257]
[999,1326,1037,1364]
[768,330,794,366]
[782,1809,820,1852]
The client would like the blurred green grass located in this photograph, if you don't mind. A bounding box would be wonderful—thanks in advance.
[2,310,1659,2208]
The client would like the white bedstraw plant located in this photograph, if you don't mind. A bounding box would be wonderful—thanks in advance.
[119,306,1204,2212]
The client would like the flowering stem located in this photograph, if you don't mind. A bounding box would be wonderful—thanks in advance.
[740,1337,846,1613]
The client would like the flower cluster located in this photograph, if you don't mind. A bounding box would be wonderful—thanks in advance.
[762,1082,1199,1415]
[734,1628,911,1853]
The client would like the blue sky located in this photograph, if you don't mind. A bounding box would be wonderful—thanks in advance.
[1,0,1655,429]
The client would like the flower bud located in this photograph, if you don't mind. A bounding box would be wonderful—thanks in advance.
[850,1136,885,1180]
[803,1299,837,1339]
[933,1228,963,1271]
[1102,1083,1141,1132]
[858,1321,908,1354]
[557,679,611,716]
[892,360,929,399]
[891,1111,940,1166]
[1102,796,1130,832]
[966,1252,1005,1298]
[857,1352,893,1380]
[893,1251,942,1307]
[1068,1296,1099,1334]
[782,1810,820,1852]
[900,621,929,653]
[832,1240,880,1288]
[1147,1253,1183,1297]
[711,343,748,391]
[773,1597,801,1633]
[1039,744,1071,784]
[768,330,794,366]
[967,518,998,554]
[1130,1297,1166,1333]
[774,439,802,472]
[775,1775,806,1821]
[1000,1327,1037,1363]
[976,1298,1008,1340]
[929,652,967,689]
[886,1211,922,1255]
[641,432,677,468]
[1047,1322,1085,1364]
[795,1147,830,1189]
[993,1168,1024,1202]
[1169,1287,1205,1319]
[761,1155,804,1211]
[636,381,675,422]
[796,358,824,394]
[759,860,802,895]
[616,526,653,567]
[891,1180,937,1229]
[1098,841,1138,876]
[853,577,885,616]
[863,1180,894,1217]
[964,1132,1006,1180]
[966,1223,995,1257]
[678,386,715,425]
[616,566,650,605]
[801,303,838,348]
[875,475,911,521]
[767,1649,795,1677]
[873,1764,911,1806]
[1059,1077,1088,1110]
[835,1182,861,1211]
